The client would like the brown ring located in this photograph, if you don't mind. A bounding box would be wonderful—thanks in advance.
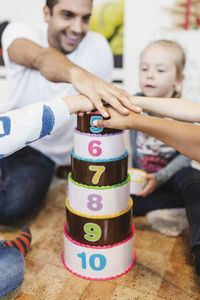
[65,199,133,246]
[77,113,122,135]
[71,151,128,186]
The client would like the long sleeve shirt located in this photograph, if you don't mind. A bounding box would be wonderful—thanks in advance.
[130,93,191,188]
[0,99,70,159]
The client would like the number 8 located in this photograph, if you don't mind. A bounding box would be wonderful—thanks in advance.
[87,194,103,211]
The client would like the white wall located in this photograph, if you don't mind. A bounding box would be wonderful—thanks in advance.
[0,0,46,103]
[0,0,45,26]
[124,0,200,102]
[124,0,174,94]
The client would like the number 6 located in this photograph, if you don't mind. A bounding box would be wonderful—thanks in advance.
[88,140,102,157]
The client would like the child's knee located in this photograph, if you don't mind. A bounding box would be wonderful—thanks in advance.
[175,167,200,192]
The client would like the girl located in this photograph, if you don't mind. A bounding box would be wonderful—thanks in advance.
[94,40,200,276]
[130,40,189,202]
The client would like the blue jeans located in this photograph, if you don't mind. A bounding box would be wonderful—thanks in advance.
[0,146,55,224]
[132,167,200,248]
[0,245,25,297]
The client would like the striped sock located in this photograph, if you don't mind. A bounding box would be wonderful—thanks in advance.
[1,226,32,257]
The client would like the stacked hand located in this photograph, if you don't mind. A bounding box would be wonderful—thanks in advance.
[71,68,142,118]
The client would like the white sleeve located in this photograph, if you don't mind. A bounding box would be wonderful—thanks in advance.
[79,32,114,83]
[97,35,114,83]
[94,33,114,83]
[0,99,70,159]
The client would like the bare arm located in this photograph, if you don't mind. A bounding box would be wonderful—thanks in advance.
[93,107,200,162]
[8,38,141,118]
[133,96,200,123]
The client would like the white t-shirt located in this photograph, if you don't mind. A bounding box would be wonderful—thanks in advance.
[2,22,113,164]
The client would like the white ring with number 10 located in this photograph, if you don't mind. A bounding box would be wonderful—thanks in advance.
[62,224,135,280]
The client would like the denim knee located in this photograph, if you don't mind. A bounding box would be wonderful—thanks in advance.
[0,246,25,297]
[0,185,32,223]
[0,147,55,224]
[174,167,200,193]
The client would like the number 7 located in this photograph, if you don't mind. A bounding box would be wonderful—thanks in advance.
[89,165,105,184]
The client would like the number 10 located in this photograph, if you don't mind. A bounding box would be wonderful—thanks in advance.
[77,252,106,271]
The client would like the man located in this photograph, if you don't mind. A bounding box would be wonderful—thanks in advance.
[0,0,139,224]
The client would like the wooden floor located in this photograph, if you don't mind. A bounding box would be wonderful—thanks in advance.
[1,179,200,300]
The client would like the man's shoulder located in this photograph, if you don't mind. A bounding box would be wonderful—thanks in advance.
[4,22,35,34]
[2,22,47,49]
[86,31,108,40]
[79,31,112,58]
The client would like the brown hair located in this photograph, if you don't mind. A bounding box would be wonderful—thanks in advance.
[46,0,93,15]
[46,0,59,13]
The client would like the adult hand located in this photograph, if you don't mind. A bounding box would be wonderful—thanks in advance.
[71,68,142,118]
[136,174,157,197]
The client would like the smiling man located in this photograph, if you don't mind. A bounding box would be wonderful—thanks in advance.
[0,0,140,225]
[46,0,92,54]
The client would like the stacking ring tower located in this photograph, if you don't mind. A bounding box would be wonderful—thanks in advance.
[62,111,136,280]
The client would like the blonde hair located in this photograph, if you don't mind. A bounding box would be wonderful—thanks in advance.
[142,40,186,98]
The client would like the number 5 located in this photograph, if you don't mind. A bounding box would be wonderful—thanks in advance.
[90,116,103,133]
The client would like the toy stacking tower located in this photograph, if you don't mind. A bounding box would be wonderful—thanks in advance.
[62,111,136,280]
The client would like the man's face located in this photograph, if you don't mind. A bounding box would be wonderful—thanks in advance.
[44,0,92,54]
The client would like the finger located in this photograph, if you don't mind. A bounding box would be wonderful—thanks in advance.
[128,96,143,113]
[106,87,142,113]
[89,94,110,118]
[136,191,147,197]
[136,186,151,197]
[115,94,142,113]
[78,112,84,117]
[145,174,153,179]
[103,94,129,115]
[93,119,111,128]
[137,182,151,196]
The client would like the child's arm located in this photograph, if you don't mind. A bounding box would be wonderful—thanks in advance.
[93,107,200,162]
[0,95,94,158]
[133,96,200,122]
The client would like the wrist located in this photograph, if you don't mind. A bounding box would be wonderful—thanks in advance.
[62,95,89,114]
[62,96,77,114]
[70,65,85,85]
[127,112,143,130]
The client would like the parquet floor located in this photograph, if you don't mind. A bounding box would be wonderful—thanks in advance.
[1,179,200,300]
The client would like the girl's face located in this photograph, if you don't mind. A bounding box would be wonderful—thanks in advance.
[139,44,182,98]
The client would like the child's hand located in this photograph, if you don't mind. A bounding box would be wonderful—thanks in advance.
[136,173,157,197]
[62,95,95,114]
[92,107,136,130]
